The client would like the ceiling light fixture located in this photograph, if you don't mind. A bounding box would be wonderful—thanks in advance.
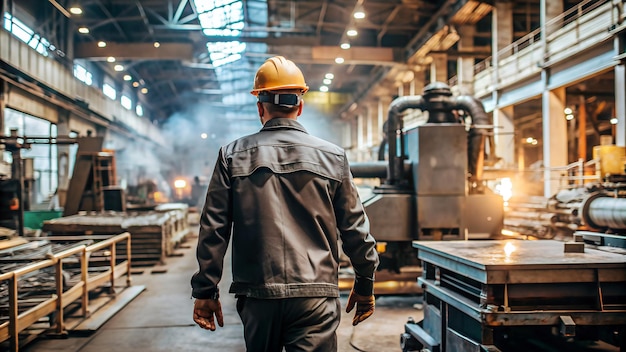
[353,11,365,19]
[107,56,116,62]
[154,42,161,48]
[320,86,329,92]
[132,82,140,88]
[335,57,345,64]
[323,79,332,85]
[114,64,124,71]
[346,29,358,37]
[610,117,619,125]
[97,41,107,47]
[325,73,334,79]
[78,27,89,34]
[340,43,351,50]
[141,88,148,94]
[123,74,132,81]
[69,6,83,15]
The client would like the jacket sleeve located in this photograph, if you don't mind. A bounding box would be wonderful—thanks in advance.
[333,153,379,296]
[191,147,233,299]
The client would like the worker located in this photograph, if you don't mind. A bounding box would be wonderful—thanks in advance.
[191,56,379,351]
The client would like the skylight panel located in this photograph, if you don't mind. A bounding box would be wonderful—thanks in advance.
[207,41,246,67]
[193,0,245,67]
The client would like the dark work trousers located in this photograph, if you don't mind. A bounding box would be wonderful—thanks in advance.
[236,296,341,352]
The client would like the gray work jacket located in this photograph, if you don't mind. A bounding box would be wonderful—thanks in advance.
[191,118,379,299]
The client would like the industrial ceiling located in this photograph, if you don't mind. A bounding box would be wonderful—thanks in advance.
[15,0,579,123]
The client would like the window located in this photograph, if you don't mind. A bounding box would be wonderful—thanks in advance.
[121,95,132,110]
[207,41,246,67]
[73,64,93,85]
[103,83,116,100]
[192,0,245,67]
[3,13,51,57]
[3,109,58,204]
[136,104,144,117]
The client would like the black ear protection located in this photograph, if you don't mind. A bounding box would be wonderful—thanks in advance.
[258,92,301,107]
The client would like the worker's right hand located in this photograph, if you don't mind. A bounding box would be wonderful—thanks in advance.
[346,289,375,326]
[193,298,224,331]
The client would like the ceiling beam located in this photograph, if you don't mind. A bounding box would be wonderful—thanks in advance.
[75,42,194,60]
[311,46,397,64]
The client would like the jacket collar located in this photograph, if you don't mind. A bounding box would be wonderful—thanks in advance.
[261,118,308,134]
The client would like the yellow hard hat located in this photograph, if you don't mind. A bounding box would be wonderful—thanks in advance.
[251,56,309,96]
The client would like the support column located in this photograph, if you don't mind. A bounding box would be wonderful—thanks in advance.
[577,95,587,160]
[542,86,567,197]
[615,64,626,146]
[492,2,513,57]
[0,80,7,133]
[429,53,448,83]
[457,24,476,95]
[493,106,514,167]
[57,109,71,192]
[356,113,365,161]
[366,106,373,150]
[541,0,564,36]
[412,71,425,95]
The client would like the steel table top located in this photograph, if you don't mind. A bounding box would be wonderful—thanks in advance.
[413,240,626,284]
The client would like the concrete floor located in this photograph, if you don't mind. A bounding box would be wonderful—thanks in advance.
[21,234,423,352]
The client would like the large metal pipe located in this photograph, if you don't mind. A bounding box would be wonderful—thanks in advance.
[454,95,492,181]
[581,194,626,230]
[386,96,426,185]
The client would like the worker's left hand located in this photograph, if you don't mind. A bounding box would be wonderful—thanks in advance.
[193,298,224,331]
[345,289,375,326]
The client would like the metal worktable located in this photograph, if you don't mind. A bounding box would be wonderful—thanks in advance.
[401,240,626,352]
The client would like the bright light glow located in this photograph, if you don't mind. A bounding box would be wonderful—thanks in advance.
[141,87,148,94]
[69,7,83,15]
[194,0,246,66]
[207,41,246,67]
[73,64,93,85]
[335,57,345,64]
[114,64,124,71]
[503,242,516,257]
[610,117,619,125]
[325,73,334,79]
[78,27,89,34]
[565,114,574,120]
[323,79,332,85]
[154,42,161,48]
[353,11,365,19]
[201,133,208,139]
[4,13,51,57]
[564,107,573,115]
[97,41,107,47]
[494,177,513,203]
[123,74,132,81]
[320,86,329,92]
[196,0,244,36]
[174,179,187,189]
[525,137,538,145]
[346,29,358,37]
[103,83,116,100]
[136,104,144,116]
[121,95,132,110]
[340,42,351,49]
[107,56,116,62]
[132,81,140,87]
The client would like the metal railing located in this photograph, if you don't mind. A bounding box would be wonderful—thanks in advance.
[461,0,617,96]
[0,232,132,352]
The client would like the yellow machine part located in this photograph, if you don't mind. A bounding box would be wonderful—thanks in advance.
[593,145,626,177]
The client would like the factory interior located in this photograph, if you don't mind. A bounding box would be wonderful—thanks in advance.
[0,0,625,351]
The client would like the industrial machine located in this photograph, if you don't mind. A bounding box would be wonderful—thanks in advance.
[387,91,626,351]
[350,82,504,274]
[400,239,626,352]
